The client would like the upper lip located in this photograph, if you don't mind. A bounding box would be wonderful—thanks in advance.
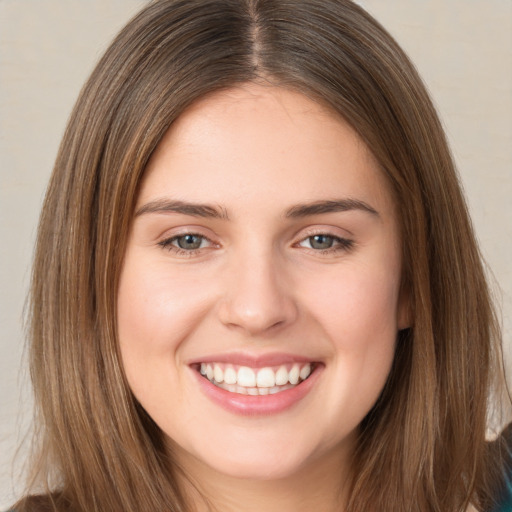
[188,352,319,368]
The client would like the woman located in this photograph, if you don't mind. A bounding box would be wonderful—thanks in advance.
[11,0,510,511]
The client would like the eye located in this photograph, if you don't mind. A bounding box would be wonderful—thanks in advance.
[158,233,213,254]
[304,234,335,250]
[174,234,207,250]
[298,233,354,253]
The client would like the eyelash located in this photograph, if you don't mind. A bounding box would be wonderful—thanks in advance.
[296,233,354,254]
[158,233,216,257]
[157,232,354,256]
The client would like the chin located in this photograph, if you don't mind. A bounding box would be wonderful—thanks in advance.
[202,450,312,481]
[179,427,336,483]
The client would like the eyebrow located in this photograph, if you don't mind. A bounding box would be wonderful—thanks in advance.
[285,199,379,218]
[135,198,379,220]
[135,199,229,220]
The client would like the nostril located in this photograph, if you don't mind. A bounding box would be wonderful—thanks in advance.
[217,296,298,335]
[215,259,298,334]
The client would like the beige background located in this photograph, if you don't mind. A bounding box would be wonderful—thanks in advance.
[0,0,511,507]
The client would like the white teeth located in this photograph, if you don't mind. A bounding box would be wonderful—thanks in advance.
[289,364,300,385]
[200,361,315,393]
[275,365,288,386]
[213,364,224,383]
[256,367,276,388]
[237,366,256,387]
[299,363,311,380]
[224,366,237,385]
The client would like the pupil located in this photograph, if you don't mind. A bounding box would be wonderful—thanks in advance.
[178,235,202,250]
[310,235,333,249]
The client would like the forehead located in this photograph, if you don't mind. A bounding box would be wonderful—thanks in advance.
[138,84,394,217]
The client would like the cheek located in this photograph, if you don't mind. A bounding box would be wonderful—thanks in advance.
[116,253,214,387]
[299,259,401,419]
[305,260,402,343]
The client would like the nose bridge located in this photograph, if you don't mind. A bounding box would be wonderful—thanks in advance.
[218,243,297,335]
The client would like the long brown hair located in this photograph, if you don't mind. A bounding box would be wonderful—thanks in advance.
[16,1,508,511]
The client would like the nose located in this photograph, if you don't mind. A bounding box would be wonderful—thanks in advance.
[217,249,298,336]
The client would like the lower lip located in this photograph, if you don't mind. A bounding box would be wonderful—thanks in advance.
[192,365,323,416]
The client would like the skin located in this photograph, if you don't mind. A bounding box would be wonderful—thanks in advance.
[117,83,409,512]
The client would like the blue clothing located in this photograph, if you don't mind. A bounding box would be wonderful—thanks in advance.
[495,472,512,511]
[494,424,512,512]
[495,493,512,511]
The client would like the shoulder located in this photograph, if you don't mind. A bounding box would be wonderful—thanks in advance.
[494,473,512,512]
[491,486,512,512]
[490,424,512,512]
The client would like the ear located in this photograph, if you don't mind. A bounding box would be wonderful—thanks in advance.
[397,282,413,330]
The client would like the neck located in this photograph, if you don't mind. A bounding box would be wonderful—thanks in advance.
[174,442,354,512]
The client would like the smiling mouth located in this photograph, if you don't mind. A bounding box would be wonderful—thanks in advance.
[194,362,317,396]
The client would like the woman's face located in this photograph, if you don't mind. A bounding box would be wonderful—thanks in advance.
[117,84,408,481]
